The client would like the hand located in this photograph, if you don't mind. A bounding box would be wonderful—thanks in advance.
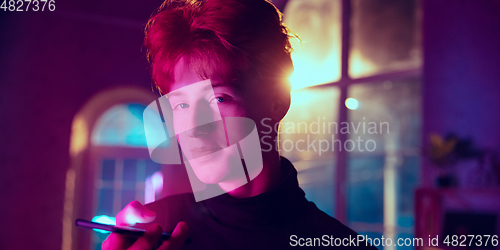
[102,201,189,250]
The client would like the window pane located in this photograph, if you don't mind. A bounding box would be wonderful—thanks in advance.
[300,163,335,216]
[145,159,162,178]
[398,156,419,229]
[101,159,115,181]
[280,87,339,216]
[349,0,421,78]
[347,79,421,153]
[92,103,166,147]
[348,156,384,224]
[346,79,421,235]
[123,159,138,182]
[280,87,339,161]
[283,0,341,89]
[97,188,114,216]
[121,190,136,209]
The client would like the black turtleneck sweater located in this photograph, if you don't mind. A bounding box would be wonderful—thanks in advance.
[145,158,377,249]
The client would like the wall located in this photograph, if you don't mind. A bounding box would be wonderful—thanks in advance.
[0,1,162,249]
[422,0,500,186]
[2,0,500,249]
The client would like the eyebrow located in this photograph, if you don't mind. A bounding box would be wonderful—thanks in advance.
[167,90,184,99]
[167,81,229,98]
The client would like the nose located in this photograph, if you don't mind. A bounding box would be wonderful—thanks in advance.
[185,100,216,138]
[189,122,214,137]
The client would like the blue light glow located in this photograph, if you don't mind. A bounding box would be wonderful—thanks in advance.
[91,215,116,234]
[91,103,168,148]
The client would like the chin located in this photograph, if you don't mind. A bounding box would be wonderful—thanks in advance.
[188,146,248,187]
[189,159,230,184]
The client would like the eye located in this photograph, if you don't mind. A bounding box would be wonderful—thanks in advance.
[175,103,189,109]
[211,96,228,104]
[215,97,227,103]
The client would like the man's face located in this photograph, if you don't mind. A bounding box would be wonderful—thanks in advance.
[167,59,266,186]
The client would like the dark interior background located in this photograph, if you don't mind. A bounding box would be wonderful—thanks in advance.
[1,0,500,249]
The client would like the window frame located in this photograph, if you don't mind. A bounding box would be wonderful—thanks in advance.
[67,87,158,250]
[285,0,422,239]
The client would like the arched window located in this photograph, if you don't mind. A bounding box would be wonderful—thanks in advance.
[89,102,165,249]
[64,87,190,250]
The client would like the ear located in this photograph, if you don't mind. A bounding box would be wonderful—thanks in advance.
[270,89,291,121]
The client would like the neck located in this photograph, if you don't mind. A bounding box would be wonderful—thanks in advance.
[221,150,283,198]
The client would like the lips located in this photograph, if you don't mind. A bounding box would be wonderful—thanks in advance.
[189,146,223,159]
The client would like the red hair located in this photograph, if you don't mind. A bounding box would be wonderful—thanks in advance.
[144,0,293,94]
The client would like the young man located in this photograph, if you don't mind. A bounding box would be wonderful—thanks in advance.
[103,0,377,249]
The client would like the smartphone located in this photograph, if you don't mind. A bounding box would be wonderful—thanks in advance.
[75,219,190,244]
